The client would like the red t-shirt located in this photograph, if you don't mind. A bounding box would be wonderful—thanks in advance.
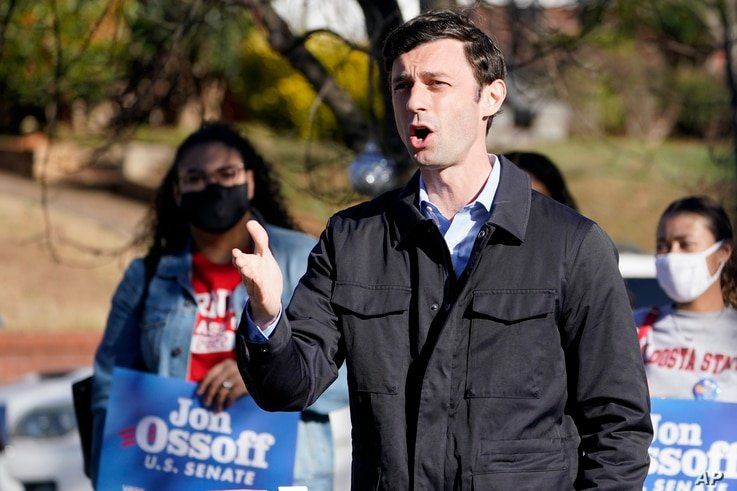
[187,250,243,382]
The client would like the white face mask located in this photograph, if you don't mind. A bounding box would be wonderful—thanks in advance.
[655,240,725,303]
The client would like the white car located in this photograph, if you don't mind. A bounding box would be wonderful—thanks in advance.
[618,251,669,310]
[0,451,23,491]
[0,368,93,491]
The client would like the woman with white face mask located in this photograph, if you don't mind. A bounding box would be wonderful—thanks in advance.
[635,196,737,402]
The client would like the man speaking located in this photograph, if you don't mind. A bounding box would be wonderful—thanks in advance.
[232,10,652,490]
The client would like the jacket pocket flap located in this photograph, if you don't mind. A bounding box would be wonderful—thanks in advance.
[332,282,411,316]
[481,437,561,455]
[478,438,567,473]
[471,291,555,322]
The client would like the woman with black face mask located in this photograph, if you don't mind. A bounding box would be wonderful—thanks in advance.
[90,123,349,490]
[635,196,737,402]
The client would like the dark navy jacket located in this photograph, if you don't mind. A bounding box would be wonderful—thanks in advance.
[237,158,653,490]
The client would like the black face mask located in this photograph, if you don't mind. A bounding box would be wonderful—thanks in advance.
[179,183,250,233]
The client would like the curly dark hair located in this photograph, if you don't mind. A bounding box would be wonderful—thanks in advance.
[660,196,737,308]
[136,122,296,268]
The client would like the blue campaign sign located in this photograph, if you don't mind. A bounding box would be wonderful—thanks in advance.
[645,398,737,490]
[98,368,300,490]
[0,404,6,446]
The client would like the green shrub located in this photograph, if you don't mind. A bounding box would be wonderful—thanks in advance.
[672,68,730,137]
[231,31,379,140]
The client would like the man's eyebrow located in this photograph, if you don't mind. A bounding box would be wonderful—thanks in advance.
[391,73,412,84]
[420,71,451,79]
[391,71,452,84]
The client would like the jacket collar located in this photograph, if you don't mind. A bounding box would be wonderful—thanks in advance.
[486,155,530,242]
[390,156,531,246]
[391,171,431,246]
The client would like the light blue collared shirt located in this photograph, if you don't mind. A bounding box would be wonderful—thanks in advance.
[418,155,500,277]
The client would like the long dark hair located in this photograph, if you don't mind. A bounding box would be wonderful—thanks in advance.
[505,151,578,211]
[660,196,737,308]
[136,122,296,267]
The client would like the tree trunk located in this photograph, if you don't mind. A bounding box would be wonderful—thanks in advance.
[355,0,410,173]
[235,0,369,152]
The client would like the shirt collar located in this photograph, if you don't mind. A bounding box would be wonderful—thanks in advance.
[418,154,499,218]
[390,155,531,247]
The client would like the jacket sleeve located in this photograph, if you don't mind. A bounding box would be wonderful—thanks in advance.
[236,219,343,412]
[89,259,147,486]
[561,223,653,489]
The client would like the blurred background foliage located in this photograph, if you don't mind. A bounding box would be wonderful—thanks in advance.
[574,0,731,140]
[0,0,380,141]
[1,0,736,243]
[0,0,732,141]
[234,30,381,140]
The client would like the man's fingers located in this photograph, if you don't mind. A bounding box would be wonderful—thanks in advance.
[232,249,257,280]
[232,248,254,270]
[246,220,270,256]
[233,223,283,323]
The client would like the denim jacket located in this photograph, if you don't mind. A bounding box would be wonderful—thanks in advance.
[91,222,348,490]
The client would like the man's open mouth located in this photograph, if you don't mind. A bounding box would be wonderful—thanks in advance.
[409,124,433,142]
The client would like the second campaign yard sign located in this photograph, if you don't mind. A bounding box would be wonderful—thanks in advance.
[645,398,737,490]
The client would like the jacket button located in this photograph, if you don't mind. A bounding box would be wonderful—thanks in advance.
[444,303,451,311]
[430,303,439,311]
[478,229,487,238]
[259,346,269,354]
[171,347,182,357]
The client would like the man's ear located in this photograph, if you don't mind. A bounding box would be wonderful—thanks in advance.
[481,79,506,119]
[245,170,255,200]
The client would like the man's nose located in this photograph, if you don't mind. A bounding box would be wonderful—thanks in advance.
[406,85,428,113]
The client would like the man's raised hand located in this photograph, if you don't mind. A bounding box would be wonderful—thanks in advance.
[232,220,283,327]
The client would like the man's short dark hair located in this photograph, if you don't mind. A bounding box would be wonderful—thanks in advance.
[382,10,506,88]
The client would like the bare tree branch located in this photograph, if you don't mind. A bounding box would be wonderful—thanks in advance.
[62,0,119,73]
[229,0,369,152]
[111,1,205,127]
[292,28,371,55]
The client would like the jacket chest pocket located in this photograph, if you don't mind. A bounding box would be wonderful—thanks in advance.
[331,282,411,395]
[466,290,557,399]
